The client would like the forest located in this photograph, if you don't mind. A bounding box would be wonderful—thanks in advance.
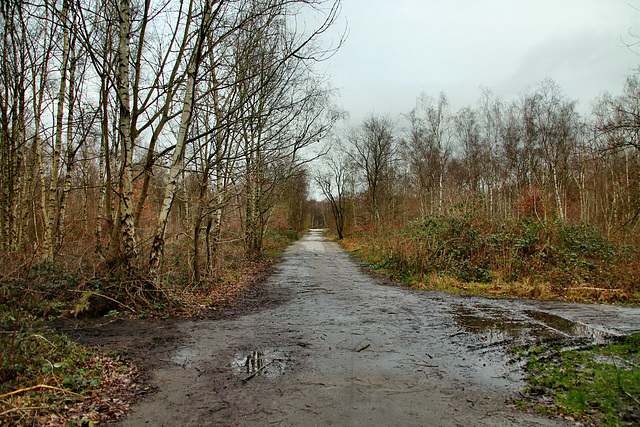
[0,0,638,331]
[1,0,638,312]
[1,0,639,424]
[0,0,343,313]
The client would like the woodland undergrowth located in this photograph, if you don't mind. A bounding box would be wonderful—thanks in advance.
[341,206,640,304]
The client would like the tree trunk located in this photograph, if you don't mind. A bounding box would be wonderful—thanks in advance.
[56,29,78,248]
[32,46,51,261]
[192,180,207,283]
[43,0,71,260]
[117,0,138,267]
[149,0,216,276]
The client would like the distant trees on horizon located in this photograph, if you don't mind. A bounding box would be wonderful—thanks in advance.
[316,71,640,241]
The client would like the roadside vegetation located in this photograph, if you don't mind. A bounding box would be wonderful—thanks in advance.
[0,327,139,425]
[0,226,300,426]
[513,334,640,425]
[339,204,640,304]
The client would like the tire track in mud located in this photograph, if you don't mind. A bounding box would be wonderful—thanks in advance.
[119,230,640,426]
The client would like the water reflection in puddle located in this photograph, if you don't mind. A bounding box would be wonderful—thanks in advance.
[447,304,608,346]
[172,347,197,367]
[231,349,286,380]
[524,310,608,340]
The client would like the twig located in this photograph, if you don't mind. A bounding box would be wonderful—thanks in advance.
[416,361,439,368]
[32,334,57,349]
[0,406,48,417]
[622,387,640,406]
[241,359,275,383]
[0,384,86,400]
[356,343,370,352]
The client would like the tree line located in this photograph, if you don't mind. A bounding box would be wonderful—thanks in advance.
[0,0,342,284]
[317,74,640,240]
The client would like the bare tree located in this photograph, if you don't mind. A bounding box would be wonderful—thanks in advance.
[596,70,640,152]
[477,88,502,215]
[524,79,578,221]
[315,150,351,239]
[454,106,482,194]
[404,93,452,214]
[348,114,396,225]
[148,0,223,276]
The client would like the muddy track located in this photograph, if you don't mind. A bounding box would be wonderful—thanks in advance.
[61,230,640,426]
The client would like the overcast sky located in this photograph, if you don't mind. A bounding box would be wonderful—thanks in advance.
[320,0,640,124]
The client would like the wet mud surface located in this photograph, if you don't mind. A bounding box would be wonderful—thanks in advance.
[59,230,640,426]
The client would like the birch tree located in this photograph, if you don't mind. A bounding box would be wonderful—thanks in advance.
[525,80,578,221]
[148,0,221,276]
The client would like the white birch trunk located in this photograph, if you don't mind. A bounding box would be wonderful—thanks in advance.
[117,0,138,266]
[149,0,215,276]
[45,0,70,259]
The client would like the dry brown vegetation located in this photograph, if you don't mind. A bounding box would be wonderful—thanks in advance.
[0,0,339,423]
[318,75,640,304]
[341,207,640,304]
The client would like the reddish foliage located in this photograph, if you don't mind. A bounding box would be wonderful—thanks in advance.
[515,185,546,218]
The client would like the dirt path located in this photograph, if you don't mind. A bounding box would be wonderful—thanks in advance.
[106,230,640,426]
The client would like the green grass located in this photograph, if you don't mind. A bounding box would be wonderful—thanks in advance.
[515,335,640,425]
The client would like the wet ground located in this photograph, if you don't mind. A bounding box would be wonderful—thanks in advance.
[71,230,640,426]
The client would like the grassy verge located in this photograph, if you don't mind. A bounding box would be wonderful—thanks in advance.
[513,335,640,425]
[339,211,640,304]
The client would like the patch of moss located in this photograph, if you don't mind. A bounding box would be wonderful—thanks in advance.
[516,335,640,425]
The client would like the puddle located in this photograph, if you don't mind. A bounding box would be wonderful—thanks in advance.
[524,310,609,341]
[448,305,542,345]
[447,304,610,346]
[172,347,197,367]
[231,349,286,380]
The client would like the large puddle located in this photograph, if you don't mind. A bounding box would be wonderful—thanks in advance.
[447,303,611,347]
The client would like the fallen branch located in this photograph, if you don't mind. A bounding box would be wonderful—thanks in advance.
[568,287,616,292]
[242,360,275,383]
[0,406,48,417]
[356,343,370,352]
[0,385,86,400]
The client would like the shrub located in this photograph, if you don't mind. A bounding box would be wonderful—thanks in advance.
[342,210,640,302]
